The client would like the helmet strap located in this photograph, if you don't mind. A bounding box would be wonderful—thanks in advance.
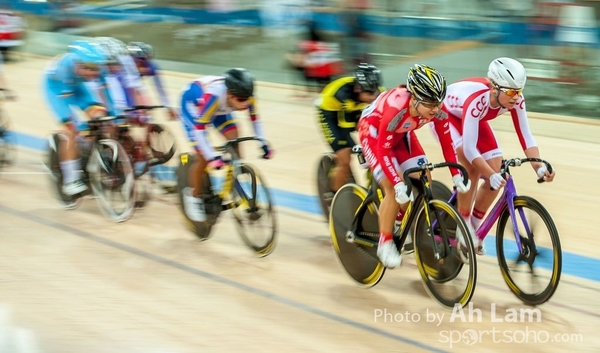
[410,98,424,118]
[491,85,507,110]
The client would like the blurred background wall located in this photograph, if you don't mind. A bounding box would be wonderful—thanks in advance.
[3,0,600,118]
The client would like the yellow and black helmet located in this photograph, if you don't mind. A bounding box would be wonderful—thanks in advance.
[407,64,447,103]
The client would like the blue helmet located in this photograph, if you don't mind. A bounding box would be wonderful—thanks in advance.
[68,40,108,65]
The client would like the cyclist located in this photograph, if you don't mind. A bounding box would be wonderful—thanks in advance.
[92,37,140,114]
[358,64,471,268]
[316,63,383,200]
[432,57,555,255]
[127,41,177,119]
[179,68,273,222]
[43,39,110,196]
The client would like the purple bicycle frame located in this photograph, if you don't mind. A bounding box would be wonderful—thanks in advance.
[445,175,529,252]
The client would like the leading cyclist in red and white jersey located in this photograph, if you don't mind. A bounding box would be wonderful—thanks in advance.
[433,57,556,255]
[358,64,471,268]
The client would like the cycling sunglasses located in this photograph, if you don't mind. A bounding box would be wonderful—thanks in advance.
[497,86,523,97]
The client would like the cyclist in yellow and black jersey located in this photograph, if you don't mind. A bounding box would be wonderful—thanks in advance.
[316,63,383,195]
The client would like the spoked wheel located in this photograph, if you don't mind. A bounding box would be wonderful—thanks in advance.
[175,153,217,241]
[316,153,355,221]
[496,196,561,306]
[43,134,84,210]
[414,199,477,309]
[87,139,136,223]
[329,183,385,287]
[232,164,278,257]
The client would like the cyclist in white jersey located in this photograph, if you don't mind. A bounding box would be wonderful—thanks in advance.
[431,57,556,254]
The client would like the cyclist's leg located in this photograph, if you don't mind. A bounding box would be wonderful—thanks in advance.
[455,121,501,253]
[44,83,89,195]
[317,109,353,192]
[358,121,402,268]
[471,122,503,231]
[179,93,209,222]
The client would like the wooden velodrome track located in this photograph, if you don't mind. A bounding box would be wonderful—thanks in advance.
[1,55,599,353]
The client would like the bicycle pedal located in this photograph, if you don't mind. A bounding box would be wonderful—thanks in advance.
[345,231,355,243]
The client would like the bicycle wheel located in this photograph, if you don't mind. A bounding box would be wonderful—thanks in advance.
[175,153,216,241]
[414,199,477,309]
[496,195,561,306]
[231,164,278,257]
[316,153,355,221]
[43,134,84,210]
[329,183,385,287]
[431,180,453,201]
[87,139,136,222]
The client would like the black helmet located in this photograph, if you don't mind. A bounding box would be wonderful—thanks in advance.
[355,63,382,93]
[127,41,154,59]
[407,64,447,103]
[224,68,254,97]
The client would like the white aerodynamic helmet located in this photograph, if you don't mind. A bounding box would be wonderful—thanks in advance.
[487,57,527,89]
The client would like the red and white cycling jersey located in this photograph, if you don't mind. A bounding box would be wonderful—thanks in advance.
[358,86,459,187]
[442,77,537,163]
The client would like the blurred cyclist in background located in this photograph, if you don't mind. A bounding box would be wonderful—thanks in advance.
[127,42,178,119]
[43,39,111,196]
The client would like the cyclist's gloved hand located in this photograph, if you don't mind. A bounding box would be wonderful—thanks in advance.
[261,144,273,159]
[452,174,471,194]
[393,181,413,205]
[489,173,505,190]
[208,156,226,170]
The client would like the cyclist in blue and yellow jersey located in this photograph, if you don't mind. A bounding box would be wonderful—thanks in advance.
[179,68,273,222]
[43,39,111,196]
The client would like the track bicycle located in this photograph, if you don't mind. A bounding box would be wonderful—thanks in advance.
[44,115,136,222]
[442,157,561,306]
[115,105,177,208]
[176,136,278,257]
[316,145,453,221]
[330,160,477,309]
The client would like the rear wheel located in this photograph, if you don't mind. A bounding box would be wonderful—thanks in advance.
[316,153,355,221]
[175,153,216,240]
[329,183,384,287]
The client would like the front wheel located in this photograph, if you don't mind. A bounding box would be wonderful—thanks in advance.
[329,183,384,287]
[231,164,278,257]
[496,195,562,306]
[414,199,477,310]
[87,139,136,223]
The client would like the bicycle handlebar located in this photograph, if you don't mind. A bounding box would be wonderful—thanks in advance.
[123,105,166,112]
[402,162,469,196]
[215,136,269,152]
[500,157,553,184]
